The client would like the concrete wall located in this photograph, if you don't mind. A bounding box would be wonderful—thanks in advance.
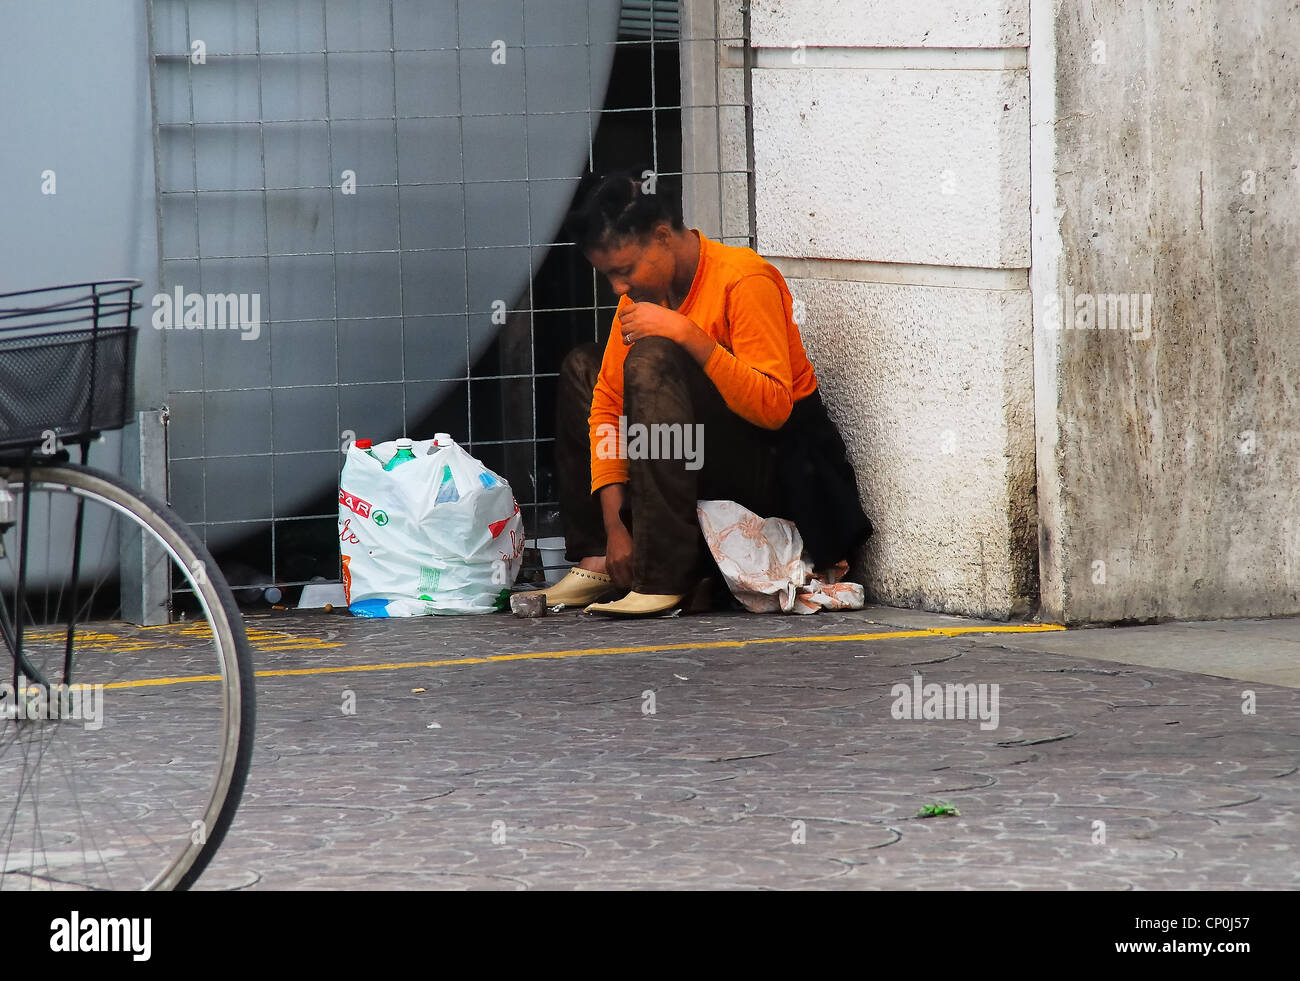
[679,0,753,246]
[0,0,167,619]
[0,0,164,478]
[0,2,160,357]
[1032,0,1300,623]
[740,0,1037,619]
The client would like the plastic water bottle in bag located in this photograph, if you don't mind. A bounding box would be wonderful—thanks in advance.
[434,465,460,504]
[383,437,417,471]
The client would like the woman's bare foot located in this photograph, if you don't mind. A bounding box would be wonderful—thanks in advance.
[577,556,608,575]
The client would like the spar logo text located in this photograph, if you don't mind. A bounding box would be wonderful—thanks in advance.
[338,488,373,520]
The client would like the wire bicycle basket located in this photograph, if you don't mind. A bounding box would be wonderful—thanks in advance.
[0,279,142,453]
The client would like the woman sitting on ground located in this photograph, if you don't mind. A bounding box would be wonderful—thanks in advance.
[543,171,871,616]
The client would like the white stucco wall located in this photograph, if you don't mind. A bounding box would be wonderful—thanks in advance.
[750,0,1027,48]
[740,0,1037,618]
[794,280,1035,616]
[751,68,1028,267]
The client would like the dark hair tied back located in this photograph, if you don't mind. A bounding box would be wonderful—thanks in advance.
[565,169,683,252]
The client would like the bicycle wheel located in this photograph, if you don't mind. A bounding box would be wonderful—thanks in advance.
[0,462,254,890]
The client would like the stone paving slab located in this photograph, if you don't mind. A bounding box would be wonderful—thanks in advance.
[985,618,1300,689]
[194,607,1299,890]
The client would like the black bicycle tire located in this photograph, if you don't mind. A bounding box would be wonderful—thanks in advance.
[5,463,255,890]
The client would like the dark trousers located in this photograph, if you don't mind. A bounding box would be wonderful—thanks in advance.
[556,338,787,594]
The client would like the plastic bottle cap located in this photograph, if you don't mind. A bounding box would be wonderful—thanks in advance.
[434,433,453,445]
[395,437,414,449]
[354,439,372,448]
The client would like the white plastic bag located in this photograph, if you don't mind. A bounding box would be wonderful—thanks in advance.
[339,437,524,616]
[696,500,865,614]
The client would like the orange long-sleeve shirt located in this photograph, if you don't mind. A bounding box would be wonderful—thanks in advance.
[588,231,819,493]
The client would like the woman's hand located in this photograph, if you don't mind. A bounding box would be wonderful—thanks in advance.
[604,521,635,587]
[617,301,690,343]
[618,301,717,366]
[598,483,635,587]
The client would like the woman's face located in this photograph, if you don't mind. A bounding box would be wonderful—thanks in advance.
[585,224,676,306]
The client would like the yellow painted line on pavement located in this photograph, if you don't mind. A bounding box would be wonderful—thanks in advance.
[93,623,1065,691]
[29,624,344,654]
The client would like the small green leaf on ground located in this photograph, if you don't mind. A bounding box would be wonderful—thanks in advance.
[916,803,960,818]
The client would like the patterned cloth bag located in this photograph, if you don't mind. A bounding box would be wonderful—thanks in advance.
[696,499,865,614]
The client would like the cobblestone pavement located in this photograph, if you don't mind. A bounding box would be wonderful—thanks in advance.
[192,606,1298,890]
